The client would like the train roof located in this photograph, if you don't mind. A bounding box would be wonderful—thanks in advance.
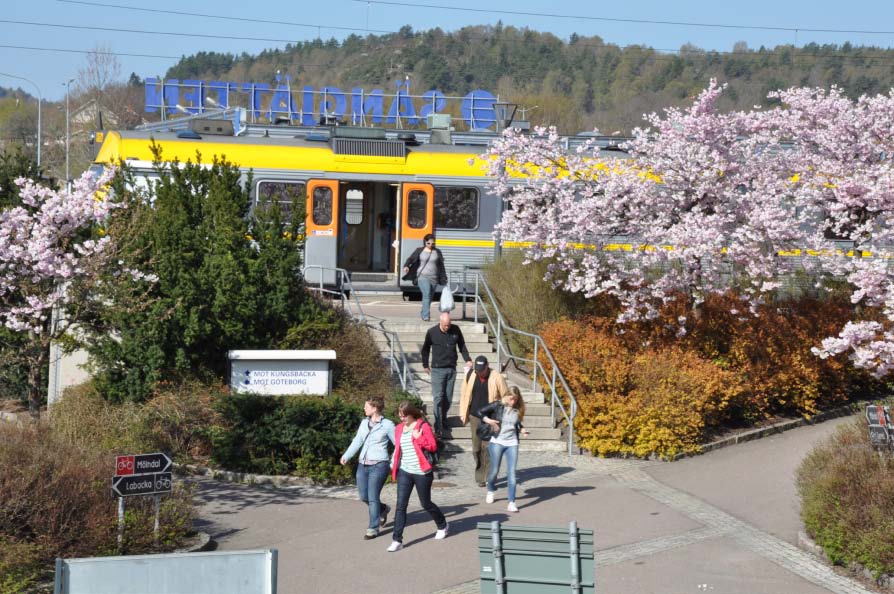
[95,112,630,178]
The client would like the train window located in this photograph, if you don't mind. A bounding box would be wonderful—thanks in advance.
[313,186,333,226]
[407,189,427,228]
[434,187,479,230]
[257,181,306,220]
[345,189,364,225]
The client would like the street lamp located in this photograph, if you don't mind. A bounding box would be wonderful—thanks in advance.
[64,78,74,184]
[0,72,42,167]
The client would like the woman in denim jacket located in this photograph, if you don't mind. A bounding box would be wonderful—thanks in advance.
[341,396,396,539]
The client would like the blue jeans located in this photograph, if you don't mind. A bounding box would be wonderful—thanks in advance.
[392,469,446,543]
[356,461,390,530]
[418,276,435,321]
[487,442,519,503]
[429,366,456,434]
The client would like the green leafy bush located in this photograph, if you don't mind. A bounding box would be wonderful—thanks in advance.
[797,419,894,578]
[210,393,363,480]
[84,150,317,402]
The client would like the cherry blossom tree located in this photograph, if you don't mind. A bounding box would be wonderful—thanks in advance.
[0,169,119,418]
[485,81,894,375]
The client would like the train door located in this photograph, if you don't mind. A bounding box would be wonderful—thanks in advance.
[399,183,434,289]
[304,179,339,285]
[337,181,398,275]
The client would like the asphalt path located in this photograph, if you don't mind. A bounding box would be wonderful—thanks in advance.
[193,414,875,594]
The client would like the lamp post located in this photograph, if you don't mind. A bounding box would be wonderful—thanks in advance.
[0,72,42,167]
[64,78,74,185]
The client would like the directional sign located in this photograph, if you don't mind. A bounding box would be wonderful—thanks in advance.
[869,425,891,448]
[866,405,888,426]
[116,453,172,477]
[111,472,173,498]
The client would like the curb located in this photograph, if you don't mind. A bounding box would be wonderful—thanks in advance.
[172,531,215,554]
[695,402,862,457]
[175,462,356,496]
[798,530,894,590]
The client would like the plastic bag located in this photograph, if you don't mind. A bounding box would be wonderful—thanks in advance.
[439,285,455,312]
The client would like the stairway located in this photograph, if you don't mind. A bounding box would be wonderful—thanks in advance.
[372,319,568,452]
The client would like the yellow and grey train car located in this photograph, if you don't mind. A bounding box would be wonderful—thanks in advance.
[92,121,626,294]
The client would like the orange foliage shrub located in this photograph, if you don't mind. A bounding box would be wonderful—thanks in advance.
[539,292,885,457]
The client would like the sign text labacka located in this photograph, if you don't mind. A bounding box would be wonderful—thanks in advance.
[144,76,501,129]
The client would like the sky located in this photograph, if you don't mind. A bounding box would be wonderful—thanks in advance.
[3,0,894,101]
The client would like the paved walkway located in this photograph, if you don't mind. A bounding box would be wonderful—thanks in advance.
[193,414,878,594]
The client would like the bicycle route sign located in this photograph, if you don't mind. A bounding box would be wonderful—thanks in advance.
[111,472,173,498]
[112,452,174,498]
[116,453,172,476]
[865,405,892,448]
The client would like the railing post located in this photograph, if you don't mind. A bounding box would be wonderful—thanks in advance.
[474,273,479,323]
[532,339,539,391]
[496,320,502,371]
[551,367,557,426]
[462,267,467,320]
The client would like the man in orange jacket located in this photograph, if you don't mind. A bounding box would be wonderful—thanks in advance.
[459,355,510,487]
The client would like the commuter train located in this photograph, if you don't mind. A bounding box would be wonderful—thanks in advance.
[92,117,628,293]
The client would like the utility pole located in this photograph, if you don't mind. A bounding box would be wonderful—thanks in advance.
[0,73,42,167]
[64,78,74,185]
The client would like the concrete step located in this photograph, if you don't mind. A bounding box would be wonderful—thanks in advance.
[371,332,491,343]
[442,415,556,428]
[439,425,561,441]
[419,401,553,417]
[377,341,494,356]
[417,391,548,406]
[381,321,487,334]
[442,438,568,453]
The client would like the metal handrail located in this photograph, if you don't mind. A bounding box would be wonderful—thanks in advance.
[460,266,579,454]
[302,265,419,396]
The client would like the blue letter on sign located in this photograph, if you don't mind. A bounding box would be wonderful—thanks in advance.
[419,90,446,119]
[145,77,162,113]
[181,80,204,114]
[319,87,346,120]
[461,89,497,130]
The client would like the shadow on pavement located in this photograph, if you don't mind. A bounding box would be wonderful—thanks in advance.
[401,511,512,548]
[520,484,595,509]
[190,478,324,512]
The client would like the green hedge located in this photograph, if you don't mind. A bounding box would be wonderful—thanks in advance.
[210,393,423,483]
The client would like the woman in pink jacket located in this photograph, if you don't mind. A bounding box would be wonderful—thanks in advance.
[386,401,448,552]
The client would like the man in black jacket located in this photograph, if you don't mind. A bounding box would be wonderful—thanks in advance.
[421,312,472,438]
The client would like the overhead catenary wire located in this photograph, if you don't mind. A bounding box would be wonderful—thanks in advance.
[57,0,394,35]
[352,0,894,36]
[15,9,894,68]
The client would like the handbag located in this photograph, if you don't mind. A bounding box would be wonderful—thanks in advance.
[476,420,495,441]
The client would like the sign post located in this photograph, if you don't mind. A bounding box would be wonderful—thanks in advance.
[112,453,173,550]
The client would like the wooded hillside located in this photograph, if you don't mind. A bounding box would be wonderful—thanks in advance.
[165,24,894,134]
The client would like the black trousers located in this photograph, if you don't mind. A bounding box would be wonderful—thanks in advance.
[391,469,446,543]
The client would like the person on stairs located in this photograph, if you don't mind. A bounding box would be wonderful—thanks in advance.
[421,312,472,438]
[458,355,509,487]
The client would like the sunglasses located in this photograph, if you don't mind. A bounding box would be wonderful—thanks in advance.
[426,241,435,245]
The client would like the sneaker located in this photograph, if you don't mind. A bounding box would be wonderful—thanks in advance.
[365,529,378,540]
[507,502,519,513]
[435,523,449,540]
[485,491,494,504]
[379,504,390,528]
[477,481,486,488]
[386,541,403,552]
